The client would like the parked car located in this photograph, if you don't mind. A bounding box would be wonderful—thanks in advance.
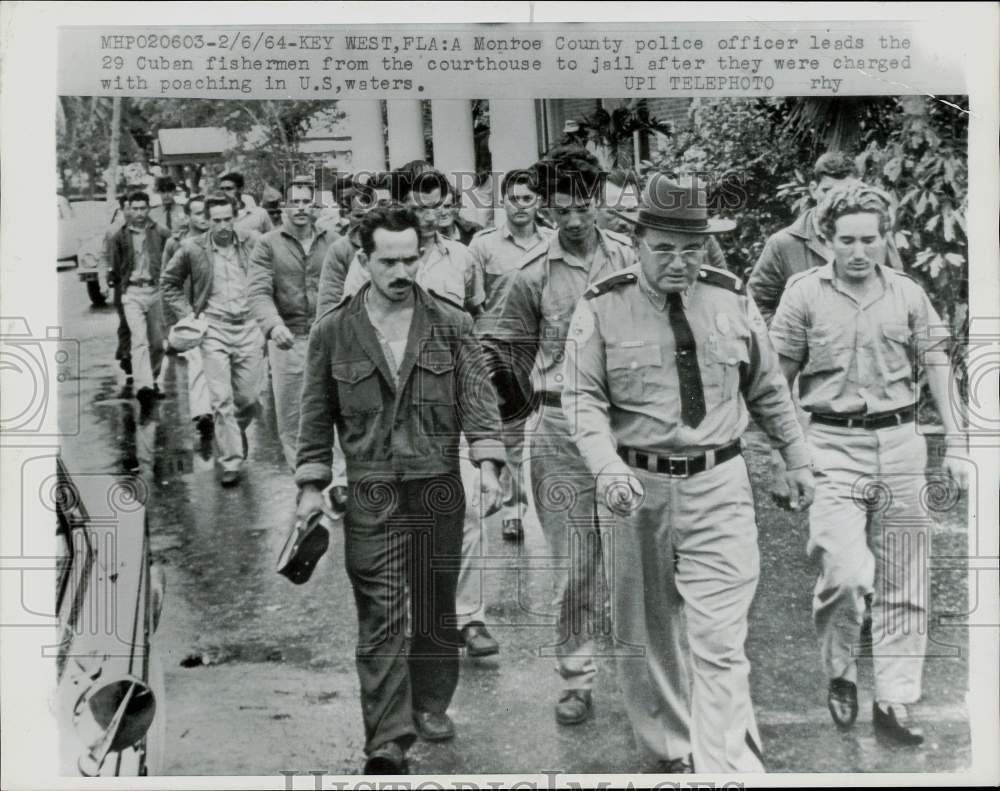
[55,457,166,776]
[57,195,80,267]
[77,204,125,306]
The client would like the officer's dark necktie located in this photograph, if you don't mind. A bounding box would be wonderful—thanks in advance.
[667,291,707,427]
[165,208,172,231]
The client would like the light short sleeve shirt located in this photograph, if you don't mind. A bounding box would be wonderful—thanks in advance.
[769,262,946,415]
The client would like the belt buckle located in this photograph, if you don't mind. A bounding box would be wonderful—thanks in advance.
[667,455,690,478]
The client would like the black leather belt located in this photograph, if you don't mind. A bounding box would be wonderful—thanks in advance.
[539,391,562,409]
[205,313,251,326]
[811,406,915,430]
[128,278,156,287]
[618,439,742,478]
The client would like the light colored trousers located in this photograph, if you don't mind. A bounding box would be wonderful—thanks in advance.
[614,456,764,773]
[455,437,491,629]
[530,406,609,692]
[180,348,211,419]
[269,334,347,482]
[807,421,930,704]
[201,319,264,473]
[121,285,164,389]
[501,418,528,522]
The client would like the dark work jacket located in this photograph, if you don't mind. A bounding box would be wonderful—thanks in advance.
[159,231,259,325]
[295,283,506,487]
[107,221,170,293]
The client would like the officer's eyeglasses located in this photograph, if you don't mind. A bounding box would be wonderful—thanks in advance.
[641,239,705,266]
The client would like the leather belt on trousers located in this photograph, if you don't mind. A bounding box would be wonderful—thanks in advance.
[128,278,156,287]
[205,313,251,326]
[811,406,915,430]
[618,439,742,478]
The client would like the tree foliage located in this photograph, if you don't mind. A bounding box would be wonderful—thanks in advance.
[57,98,343,199]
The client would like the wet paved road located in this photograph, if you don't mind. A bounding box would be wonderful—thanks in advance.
[56,265,973,777]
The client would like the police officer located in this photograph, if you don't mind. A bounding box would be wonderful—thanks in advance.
[479,146,636,726]
[769,182,968,745]
[561,173,815,772]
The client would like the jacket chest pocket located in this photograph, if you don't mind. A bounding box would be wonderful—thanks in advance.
[331,359,382,416]
[412,345,456,405]
[606,343,663,403]
[703,332,750,403]
[412,349,457,439]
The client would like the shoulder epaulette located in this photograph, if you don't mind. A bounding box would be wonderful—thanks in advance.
[583,269,639,300]
[602,228,633,247]
[315,292,353,324]
[472,226,499,238]
[426,288,465,313]
[697,264,745,294]
[783,267,821,291]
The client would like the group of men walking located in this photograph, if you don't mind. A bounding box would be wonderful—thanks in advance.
[107,146,967,775]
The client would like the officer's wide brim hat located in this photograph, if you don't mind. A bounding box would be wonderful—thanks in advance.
[627,173,736,235]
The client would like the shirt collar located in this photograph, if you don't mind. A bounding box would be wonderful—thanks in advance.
[819,260,893,287]
[547,227,610,269]
[501,223,541,244]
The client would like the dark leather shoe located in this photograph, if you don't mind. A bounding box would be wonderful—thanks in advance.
[363,741,408,774]
[462,621,499,657]
[195,414,214,440]
[502,518,524,542]
[873,702,924,745]
[136,386,156,413]
[828,678,859,729]
[656,754,694,773]
[555,689,592,725]
[220,470,241,487]
[413,710,455,742]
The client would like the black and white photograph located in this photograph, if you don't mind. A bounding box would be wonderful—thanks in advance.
[1,4,997,789]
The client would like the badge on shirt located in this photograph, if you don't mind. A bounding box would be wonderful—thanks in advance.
[568,304,595,345]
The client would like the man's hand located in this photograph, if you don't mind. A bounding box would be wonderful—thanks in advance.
[784,466,816,512]
[479,462,502,517]
[599,464,645,516]
[295,484,326,522]
[270,324,295,350]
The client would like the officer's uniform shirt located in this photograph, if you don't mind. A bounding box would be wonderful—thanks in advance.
[468,223,552,298]
[563,263,811,475]
[480,228,636,400]
[341,232,485,313]
[769,262,945,416]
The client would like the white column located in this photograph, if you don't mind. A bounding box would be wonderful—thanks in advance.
[488,99,540,176]
[386,99,426,168]
[345,99,386,175]
[430,99,476,177]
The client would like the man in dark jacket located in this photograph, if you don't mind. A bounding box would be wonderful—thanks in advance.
[160,194,263,486]
[107,191,170,410]
[294,207,506,775]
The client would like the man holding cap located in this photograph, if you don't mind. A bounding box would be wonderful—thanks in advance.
[561,173,814,772]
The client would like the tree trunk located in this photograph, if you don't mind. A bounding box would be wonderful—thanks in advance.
[107,97,122,204]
